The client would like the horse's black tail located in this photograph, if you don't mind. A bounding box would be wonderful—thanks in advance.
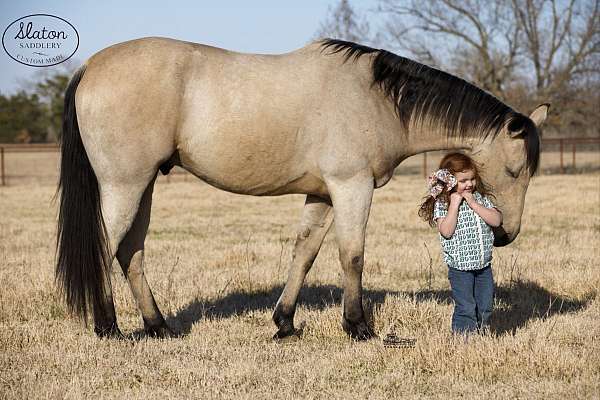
[56,64,110,323]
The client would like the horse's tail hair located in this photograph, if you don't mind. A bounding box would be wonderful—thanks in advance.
[56,64,110,323]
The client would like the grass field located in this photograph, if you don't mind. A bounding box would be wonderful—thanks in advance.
[1,172,599,399]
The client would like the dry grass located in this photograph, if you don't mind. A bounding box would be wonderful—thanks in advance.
[0,172,599,399]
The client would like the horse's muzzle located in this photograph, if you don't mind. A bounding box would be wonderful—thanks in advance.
[493,226,511,247]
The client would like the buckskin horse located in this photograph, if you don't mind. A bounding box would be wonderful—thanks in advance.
[56,37,548,340]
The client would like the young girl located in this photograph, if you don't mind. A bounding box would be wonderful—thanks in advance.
[419,152,503,334]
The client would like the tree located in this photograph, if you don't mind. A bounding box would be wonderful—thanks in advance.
[0,68,72,143]
[314,0,372,43]
[512,0,600,98]
[35,72,70,142]
[0,91,48,142]
[378,0,522,98]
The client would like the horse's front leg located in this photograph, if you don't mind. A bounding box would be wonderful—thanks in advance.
[272,195,334,339]
[327,172,375,340]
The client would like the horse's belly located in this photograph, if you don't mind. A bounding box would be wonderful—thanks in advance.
[177,147,327,197]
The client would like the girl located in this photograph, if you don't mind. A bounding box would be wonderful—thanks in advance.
[419,152,503,334]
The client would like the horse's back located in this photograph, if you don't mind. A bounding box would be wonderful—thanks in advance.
[173,42,332,195]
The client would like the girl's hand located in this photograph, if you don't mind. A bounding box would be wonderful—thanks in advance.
[462,191,475,205]
[449,192,463,207]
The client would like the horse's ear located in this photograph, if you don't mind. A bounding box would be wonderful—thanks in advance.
[529,103,550,127]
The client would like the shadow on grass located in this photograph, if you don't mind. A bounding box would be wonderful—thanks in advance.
[159,279,593,338]
[490,279,594,335]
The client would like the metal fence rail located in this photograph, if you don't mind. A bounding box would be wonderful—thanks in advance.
[541,138,600,174]
[1,139,599,186]
[419,137,599,177]
[1,143,59,186]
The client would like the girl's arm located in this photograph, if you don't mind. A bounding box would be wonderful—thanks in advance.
[436,193,462,238]
[462,193,503,227]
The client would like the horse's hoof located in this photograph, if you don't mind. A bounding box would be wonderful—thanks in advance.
[272,308,295,336]
[342,317,375,341]
[272,325,303,342]
[94,324,125,340]
[145,323,176,339]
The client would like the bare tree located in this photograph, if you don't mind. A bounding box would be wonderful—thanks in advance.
[513,0,600,97]
[375,0,600,134]
[377,0,523,97]
[314,0,372,43]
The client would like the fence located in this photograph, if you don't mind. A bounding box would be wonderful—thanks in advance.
[1,138,599,186]
[419,137,600,177]
[0,143,60,186]
[541,138,600,174]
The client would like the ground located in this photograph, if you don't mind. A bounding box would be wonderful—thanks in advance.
[0,172,598,399]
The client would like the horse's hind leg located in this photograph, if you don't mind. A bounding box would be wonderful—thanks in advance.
[273,195,333,339]
[116,176,173,338]
[93,174,157,337]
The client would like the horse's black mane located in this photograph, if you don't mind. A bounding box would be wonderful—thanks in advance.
[320,39,540,175]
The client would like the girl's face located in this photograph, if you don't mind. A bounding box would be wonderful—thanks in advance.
[454,169,476,194]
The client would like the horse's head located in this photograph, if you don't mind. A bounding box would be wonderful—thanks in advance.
[471,104,549,247]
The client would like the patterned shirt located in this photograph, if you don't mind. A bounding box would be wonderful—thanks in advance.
[433,192,496,271]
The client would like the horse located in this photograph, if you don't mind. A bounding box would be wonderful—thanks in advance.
[56,37,548,340]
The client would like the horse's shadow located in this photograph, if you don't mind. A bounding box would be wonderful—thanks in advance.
[151,279,592,339]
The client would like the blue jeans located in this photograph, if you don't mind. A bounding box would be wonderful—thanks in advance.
[448,266,494,334]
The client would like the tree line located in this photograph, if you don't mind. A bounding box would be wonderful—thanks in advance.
[0,71,69,143]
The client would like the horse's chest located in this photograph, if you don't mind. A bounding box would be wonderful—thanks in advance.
[374,171,394,188]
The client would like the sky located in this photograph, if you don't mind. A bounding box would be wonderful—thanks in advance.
[0,0,377,94]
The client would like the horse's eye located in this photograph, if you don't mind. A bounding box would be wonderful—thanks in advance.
[505,167,519,179]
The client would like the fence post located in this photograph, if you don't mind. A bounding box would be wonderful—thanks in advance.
[1,147,5,186]
[559,139,564,174]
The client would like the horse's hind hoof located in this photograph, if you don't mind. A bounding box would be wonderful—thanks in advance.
[145,323,176,339]
[342,317,375,341]
[94,324,125,340]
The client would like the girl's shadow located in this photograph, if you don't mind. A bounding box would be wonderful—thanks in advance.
[148,279,593,339]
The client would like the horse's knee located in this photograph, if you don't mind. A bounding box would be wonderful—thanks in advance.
[340,251,364,273]
[351,255,363,269]
[298,225,311,240]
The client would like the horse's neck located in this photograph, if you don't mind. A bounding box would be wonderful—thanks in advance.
[402,123,481,158]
